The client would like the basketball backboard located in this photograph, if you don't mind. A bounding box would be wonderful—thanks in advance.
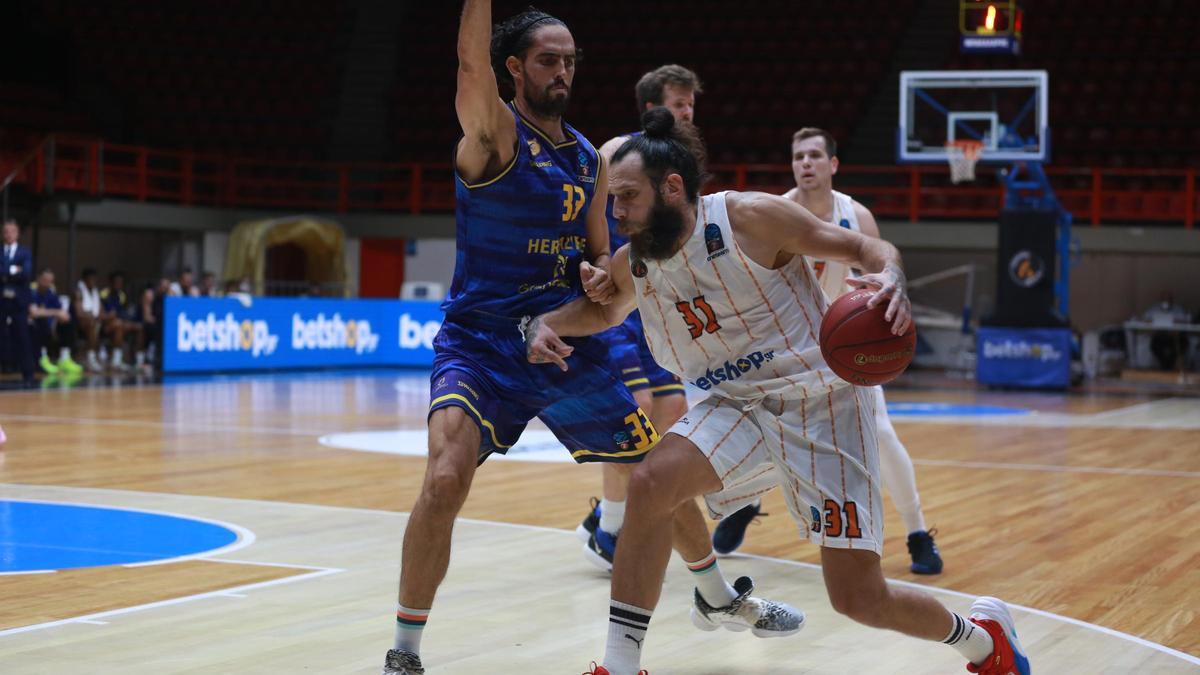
[898,70,1048,164]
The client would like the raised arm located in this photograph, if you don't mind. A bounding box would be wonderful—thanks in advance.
[454,0,518,184]
[525,244,639,370]
[729,191,911,334]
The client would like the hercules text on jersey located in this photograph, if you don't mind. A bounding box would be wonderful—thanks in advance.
[631,192,842,400]
[430,105,656,465]
[443,102,600,322]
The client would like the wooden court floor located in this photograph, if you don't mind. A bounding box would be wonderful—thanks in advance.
[1,372,1198,673]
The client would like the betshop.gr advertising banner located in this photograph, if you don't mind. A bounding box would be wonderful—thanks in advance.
[976,326,1072,389]
[164,297,443,372]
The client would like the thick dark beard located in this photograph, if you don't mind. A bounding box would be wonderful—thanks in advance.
[628,193,689,261]
[524,79,570,118]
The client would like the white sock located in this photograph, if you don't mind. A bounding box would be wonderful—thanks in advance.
[605,599,651,675]
[393,604,429,655]
[599,499,625,535]
[111,348,123,365]
[877,404,927,533]
[136,351,146,366]
[59,347,70,361]
[685,551,738,607]
[942,611,994,665]
[40,347,50,359]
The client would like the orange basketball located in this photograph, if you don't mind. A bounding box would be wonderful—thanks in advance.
[819,289,916,386]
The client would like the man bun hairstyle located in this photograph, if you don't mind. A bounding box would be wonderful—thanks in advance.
[612,107,709,202]
[490,7,571,91]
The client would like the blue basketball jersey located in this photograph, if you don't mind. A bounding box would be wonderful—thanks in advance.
[443,103,601,321]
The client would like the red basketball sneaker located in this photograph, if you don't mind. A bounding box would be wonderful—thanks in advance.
[965,597,1031,675]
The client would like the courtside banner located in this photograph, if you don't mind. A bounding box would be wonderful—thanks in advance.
[976,326,1072,389]
[164,297,443,372]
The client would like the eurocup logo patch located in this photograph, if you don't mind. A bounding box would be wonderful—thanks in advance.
[527,138,541,157]
[1008,250,1045,288]
[631,258,648,278]
[704,223,727,260]
[613,431,632,451]
[578,150,590,176]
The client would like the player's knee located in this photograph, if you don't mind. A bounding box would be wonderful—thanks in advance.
[422,411,479,513]
[420,462,472,515]
[626,462,680,516]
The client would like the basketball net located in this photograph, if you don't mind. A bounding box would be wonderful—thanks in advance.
[945,139,984,184]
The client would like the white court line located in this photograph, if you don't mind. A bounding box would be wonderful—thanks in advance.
[0,413,328,437]
[0,569,55,576]
[202,557,338,571]
[74,620,108,625]
[0,566,342,637]
[729,551,1200,668]
[910,458,1200,478]
[1,484,1196,666]
[1084,397,1189,420]
[0,497,256,573]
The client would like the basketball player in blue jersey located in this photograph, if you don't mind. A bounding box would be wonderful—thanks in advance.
[577,65,701,571]
[382,5,799,674]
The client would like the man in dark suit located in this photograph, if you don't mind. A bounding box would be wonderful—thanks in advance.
[1,219,34,384]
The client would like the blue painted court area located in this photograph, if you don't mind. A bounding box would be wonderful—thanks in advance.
[0,501,240,573]
[886,402,1031,417]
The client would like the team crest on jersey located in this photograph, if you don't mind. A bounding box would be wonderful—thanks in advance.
[704,223,728,261]
[631,258,648,278]
[527,138,542,157]
[613,431,632,451]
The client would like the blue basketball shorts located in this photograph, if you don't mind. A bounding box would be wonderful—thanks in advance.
[428,318,659,464]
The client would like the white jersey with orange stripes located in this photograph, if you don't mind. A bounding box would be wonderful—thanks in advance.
[630,191,844,402]
[629,192,883,553]
[812,189,861,301]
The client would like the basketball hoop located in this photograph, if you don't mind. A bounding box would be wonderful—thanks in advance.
[945,140,984,184]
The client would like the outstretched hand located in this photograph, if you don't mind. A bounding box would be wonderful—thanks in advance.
[581,261,615,305]
[523,315,574,371]
[846,263,912,336]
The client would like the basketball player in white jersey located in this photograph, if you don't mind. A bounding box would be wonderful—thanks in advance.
[712,127,944,575]
[526,109,1028,675]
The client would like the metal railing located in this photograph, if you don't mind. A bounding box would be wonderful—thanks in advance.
[4,133,1196,228]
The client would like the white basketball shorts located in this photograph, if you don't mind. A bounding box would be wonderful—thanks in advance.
[670,384,883,555]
